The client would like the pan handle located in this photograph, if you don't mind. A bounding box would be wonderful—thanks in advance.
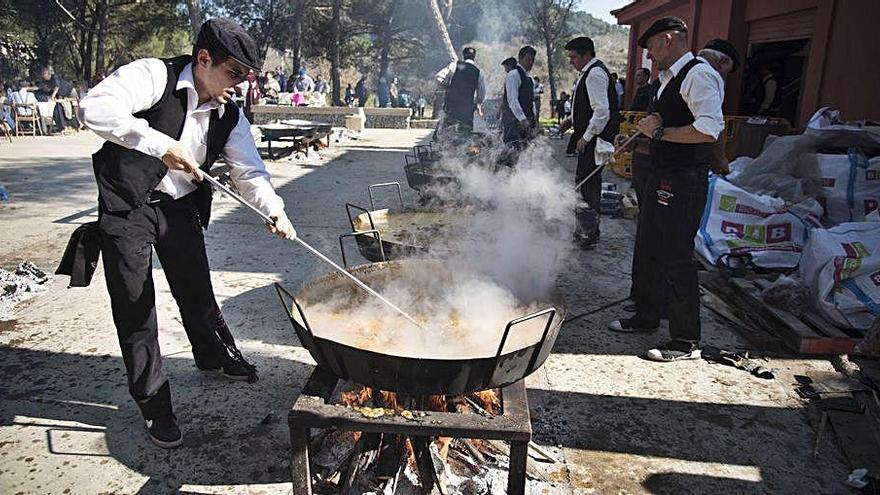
[368,182,404,211]
[494,308,558,360]
[274,283,314,337]
[338,230,386,268]
[405,153,426,176]
[345,203,375,231]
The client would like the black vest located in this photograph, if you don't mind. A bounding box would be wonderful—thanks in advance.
[568,59,620,153]
[502,66,535,124]
[444,61,480,123]
[91,55,239,228]
[649,57,714,170]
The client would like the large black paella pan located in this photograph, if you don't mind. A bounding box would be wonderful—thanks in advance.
[276,259,565,395]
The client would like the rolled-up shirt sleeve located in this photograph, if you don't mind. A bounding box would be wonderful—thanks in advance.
[435,62,454,86]
[505,70,526,122]
[79,58,177,160]
[681,66,725,140]
[223,111,286,218]
[583,67,610,142]
[476,70,486,105]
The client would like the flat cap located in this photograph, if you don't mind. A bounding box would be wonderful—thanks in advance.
[638,16,687,48]
[501,57,517,68]
[564,36,595,53]
[197,18,262,71]
[704,38,740,72]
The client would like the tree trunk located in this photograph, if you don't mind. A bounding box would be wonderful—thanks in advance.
[290,0,306,73]
[427,0,457,64]
[329,0,343,106]
[184,0,202,38]
[377,1,396,81]
[544,38,557,103]
[94,0,109,76]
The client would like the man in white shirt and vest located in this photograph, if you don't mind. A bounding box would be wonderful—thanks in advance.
[558,36,620,249]
[79,18,296,448]
[435,46,486,135]
[500,46,537,151]
[608,17,724,363]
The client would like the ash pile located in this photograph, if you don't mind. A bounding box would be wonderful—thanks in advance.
[1,262,51,321]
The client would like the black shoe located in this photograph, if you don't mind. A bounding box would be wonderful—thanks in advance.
[607,317,659,333]
[146,415,183,449]
[221,359,258,382]
[575,231,599,250]
[643,341,701,362]
[201,359,258,382]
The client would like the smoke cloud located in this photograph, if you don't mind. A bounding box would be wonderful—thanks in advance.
[297,132,579,358]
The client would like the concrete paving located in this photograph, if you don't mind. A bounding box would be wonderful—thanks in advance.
[0,130,851,494]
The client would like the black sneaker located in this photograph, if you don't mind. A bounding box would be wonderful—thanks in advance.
[146,415,183,449]
[201,359,258,382]
[643,342,701,362]
[221,359,258,382]
[607,317,659,333]
[575,231,599,250]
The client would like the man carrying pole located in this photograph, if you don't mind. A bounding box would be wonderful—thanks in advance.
[559,36,620,249]
[79,18,296,448]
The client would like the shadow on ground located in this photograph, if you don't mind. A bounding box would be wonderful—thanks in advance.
[0,345,314,494]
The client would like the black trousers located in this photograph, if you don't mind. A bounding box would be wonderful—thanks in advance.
[634,167,708,345]
[99,195,229,419]
[629,148,652,298]
[574,139,600,237]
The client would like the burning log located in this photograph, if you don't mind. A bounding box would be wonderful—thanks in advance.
[374,434,405,481]
[412,438,450,495]
[312,430,360,479]
[484,440,552,482]
[452,438,486,465]
[447,443,483,475]
[342,433,381,492]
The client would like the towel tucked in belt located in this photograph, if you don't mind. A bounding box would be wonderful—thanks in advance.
[55,221,101,287]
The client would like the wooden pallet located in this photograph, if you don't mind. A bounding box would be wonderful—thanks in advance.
[699,271,863,355]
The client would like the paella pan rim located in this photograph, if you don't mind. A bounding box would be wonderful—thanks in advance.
[292,260,566,359]
[283,259,567,394]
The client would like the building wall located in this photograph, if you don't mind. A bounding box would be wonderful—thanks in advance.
[614,0,879,125]
[814,0,880,123]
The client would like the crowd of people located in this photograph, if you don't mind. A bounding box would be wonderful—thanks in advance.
[1,67,83,135]
[231,65,433,122]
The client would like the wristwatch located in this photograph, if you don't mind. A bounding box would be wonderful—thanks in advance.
[652,126,665,141]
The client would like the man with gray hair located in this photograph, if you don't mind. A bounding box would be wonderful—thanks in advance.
[698,38,740,174]
[608,17,724,363]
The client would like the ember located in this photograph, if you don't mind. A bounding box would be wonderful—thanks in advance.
[292,368,559,495]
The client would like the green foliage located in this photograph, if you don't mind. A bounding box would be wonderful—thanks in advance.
[0,0,189,82]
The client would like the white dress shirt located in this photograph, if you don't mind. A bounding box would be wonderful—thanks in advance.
[571,58,611,143]
[504,64,532,122]
[696,55,727,102]
[434,59,486,105]
[656,52,725,139]
[80,58,285,218]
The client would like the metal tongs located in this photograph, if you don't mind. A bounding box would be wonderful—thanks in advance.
[200,174,425,329]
